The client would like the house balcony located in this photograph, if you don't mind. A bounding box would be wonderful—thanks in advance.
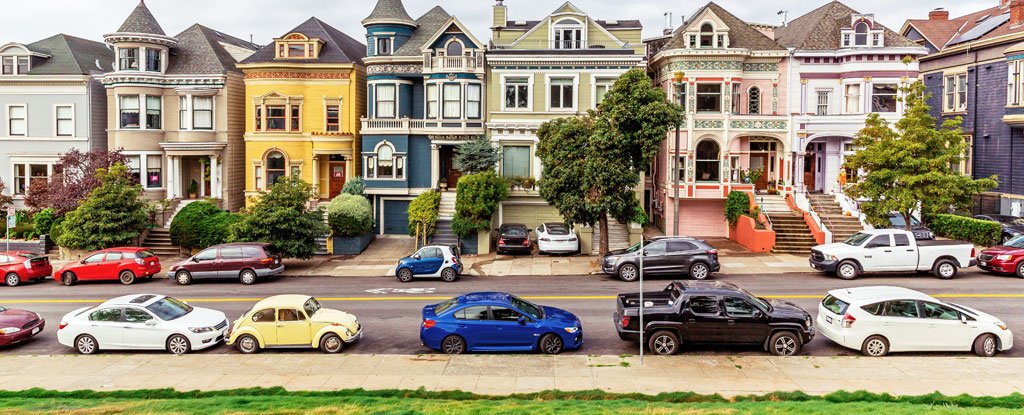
[361,117,486,137]
[422,54,485,76]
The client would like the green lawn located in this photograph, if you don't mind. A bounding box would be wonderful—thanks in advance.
[0,388,1020,414]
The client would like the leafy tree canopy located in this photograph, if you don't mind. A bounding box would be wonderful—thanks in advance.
[454,135,501,176]
[452,172,508,237]
[26,149,128,215]
[56,164,150,251]
[229,176,328,259]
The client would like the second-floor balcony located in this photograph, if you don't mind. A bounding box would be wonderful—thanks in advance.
[423,53,485,75]
[361,117,486,136]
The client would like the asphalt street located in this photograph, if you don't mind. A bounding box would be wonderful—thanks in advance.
[1,270,1021,357]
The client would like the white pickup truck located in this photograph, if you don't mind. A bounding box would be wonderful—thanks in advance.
[809,229,976,280]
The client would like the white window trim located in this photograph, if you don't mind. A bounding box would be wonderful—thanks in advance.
[815,89,832,116]
[501,73,534,112]
[500,144,534,179]
[944,73,968,112]
[549,17,587,50]
[364,140,406,180]
[369,80,408,119]
[466,83,483,119]
[425,83,440,119]
[123,151,165,190]
[441,82,463,119]
[191,95,216,131]
[0,55,31,75]
[695,82,724,114]
[545,74,579,112]
[375,36,396,56]
[842,81,862,115]
[8,156,58,197]
[116,94,164,131]
[53,103,75,137]
[442,38,466,56]
[6,103,27,137]
[323,97,343,132]
[591,75,617,110]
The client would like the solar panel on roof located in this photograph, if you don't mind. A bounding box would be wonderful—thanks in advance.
[948,12,1009,45]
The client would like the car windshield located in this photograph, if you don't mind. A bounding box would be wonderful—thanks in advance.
[546,224,570,235]
[304,297,322,317]
[843,233,872,246]
[435,297,459,314]
[509,295,544,320]
[1004,235,1024,248]
[16,253,41,259]
[737,288,770,311]
[888,215,921,227]
[945,302,979,318]
[145,297,194,321]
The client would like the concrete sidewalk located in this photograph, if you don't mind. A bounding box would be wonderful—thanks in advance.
[1,354,1020,397]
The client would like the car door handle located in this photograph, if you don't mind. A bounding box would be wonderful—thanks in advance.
[276,324,284,327]
[688,319,696,323]
[884,250,892,253]
[906,249,914,252]
[865,255,872,258]
[123,326,132,329]
[727,320,735,325]
[457,324,468,329]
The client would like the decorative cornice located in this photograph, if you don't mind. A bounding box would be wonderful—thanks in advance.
[101,73,226,88]
[366,64,421,75]
[730,119,787,130]
[244,71,351,80]
[694,120,724,129]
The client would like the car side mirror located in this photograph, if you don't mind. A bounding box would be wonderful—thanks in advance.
[753,310,765,319]
[517,316,527,325]
[145,319,157,326]
[191,257,200,263]
[959,314,967,324]
[80,260,87,264]
[412,255,421,260]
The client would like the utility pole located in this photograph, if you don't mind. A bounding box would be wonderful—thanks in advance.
[672,71,686,236]
[638,237,644,365]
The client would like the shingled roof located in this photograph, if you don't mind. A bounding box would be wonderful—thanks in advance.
[167,25,259,75]
[362,0,417,27]
[664,2,784,51]
[241,17,366,65]
[904,4,1023,51]
[116,0,166,36]
[26,34,114,75]
[393,6,452,56]
[775,1,919,50]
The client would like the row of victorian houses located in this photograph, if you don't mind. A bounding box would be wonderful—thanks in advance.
[1,0,1022,254]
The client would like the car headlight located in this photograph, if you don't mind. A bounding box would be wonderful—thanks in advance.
[825,254,838,261]
[189,326,216,334]
[606,256,620,263]
[564,327,580,334]
[0,327,22,335]
[996,254,1014,261]
[996,322,1008,331]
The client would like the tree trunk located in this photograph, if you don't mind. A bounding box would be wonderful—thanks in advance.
[903,211,914,231]
[599,214,609,256]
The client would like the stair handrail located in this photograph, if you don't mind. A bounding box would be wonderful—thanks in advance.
[755,194,773,230]
[801,186,833,244]
[833,191,872,230]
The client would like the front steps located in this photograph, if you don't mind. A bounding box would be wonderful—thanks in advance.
[808,193,864,242]
[141,228,182,258]
[765,212,817,255]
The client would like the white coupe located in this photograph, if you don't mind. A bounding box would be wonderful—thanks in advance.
[536,222,580,255]
[57,294,228,355]
[816,286,1013,357]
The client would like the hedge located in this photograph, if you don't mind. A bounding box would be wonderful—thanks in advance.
[725,191,750,226]
[407,190,440,237]
[327,194,373,237]
[169,201,222,249]
[929,214,1002,246]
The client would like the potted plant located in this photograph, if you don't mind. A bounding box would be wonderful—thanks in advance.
[328,193,375,255]
[188,180,199,199]
[439,178,449,191]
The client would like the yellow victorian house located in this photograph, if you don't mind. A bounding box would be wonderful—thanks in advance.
[238,18,366,204]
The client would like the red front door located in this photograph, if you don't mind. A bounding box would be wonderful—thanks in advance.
[329,163,346,198]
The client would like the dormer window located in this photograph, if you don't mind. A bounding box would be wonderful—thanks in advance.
[274,33,322,59]
[288,44,305,58]
[842,17,884,48]
[553,19,584,49]
[0,56,28,75]
[376,38,392,56]
[446,41,463,57]
[854,22,869,46]
[700,23,714,47]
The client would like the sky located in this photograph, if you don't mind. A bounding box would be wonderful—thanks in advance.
[1,0,995,46]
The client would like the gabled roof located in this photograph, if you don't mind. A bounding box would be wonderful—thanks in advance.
[903,4,1024,51]
[167,24,260,75]
[775,1,919,50]
[116,0,166,36]
[418,16,485,53]
[901,19,964,50]
[241,17,366,65]
[393,6,452,56]
[362,0,417,27]
[25,34,114,75]
[663,2,784,51]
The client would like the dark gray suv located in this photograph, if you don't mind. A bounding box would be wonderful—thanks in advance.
[601,237,720,282]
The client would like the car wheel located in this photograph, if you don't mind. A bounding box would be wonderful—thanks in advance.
[836,261,859,280]
[75,334,99,355]
[319,333,344,354]
[618,263,639,282]
[239,269,257,285]
[973,334,998,357]
[689,262,711,280]
[539,333,564,355]
[861,335,889,357]
[236,334,260,354]
[933,259,958,279]
[118,270,136,285]
[61,272,76,286]
[648,330,680,355]
[1016,262,1024,279]
[441,335,467,354]
[4,272,20,287]
[397,268,414,283]
[440,267,458,282]
[175,270,192,285]
[768,331,802,356]
[166,334,191,355]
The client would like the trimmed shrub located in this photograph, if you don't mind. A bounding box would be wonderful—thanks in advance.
[32,208,57,236]
[929,214,1002,246]
[407,191,440,237]
[327,194,373,237]
[170,201,222,249]
[725,191,751,226]
[342,177,366,196]
[452,171,508,237]
[197,212,241,249]
[57,164,149,251]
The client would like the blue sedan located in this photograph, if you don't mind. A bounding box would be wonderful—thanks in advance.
[420,292,583,354]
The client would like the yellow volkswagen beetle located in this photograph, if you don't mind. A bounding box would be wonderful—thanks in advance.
[226,295,361,353]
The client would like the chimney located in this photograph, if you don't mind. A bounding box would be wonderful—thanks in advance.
[493,0,507,29]
[1012,0,1024,27]
[928,8,949,20]
[664,12,673,36]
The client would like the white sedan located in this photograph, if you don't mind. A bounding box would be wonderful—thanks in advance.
[536,222,580,255]
[57,294,228,355]
[816,286,1013,357]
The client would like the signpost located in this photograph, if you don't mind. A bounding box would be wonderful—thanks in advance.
[638,237,645,365]
[5,206,14,252]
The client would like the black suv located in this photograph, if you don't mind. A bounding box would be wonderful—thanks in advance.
[601,237,720,282]
[613,281,814,356]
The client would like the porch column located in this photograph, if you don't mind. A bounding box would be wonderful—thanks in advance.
[430,144,440,188]
[311,155,320,198]
[199,160,206,198]
[165,155,176,200]
[172,157,181,199]
[210,155,220,198]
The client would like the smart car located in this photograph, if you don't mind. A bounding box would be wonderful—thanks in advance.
[395,245,462,282]
[227,295,362,354]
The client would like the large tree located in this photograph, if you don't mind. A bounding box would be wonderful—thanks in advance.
[454,135,501,175]
[228,176,328,260]
[538,69,683,255]
[55,164,150,251]
[26,149,128,215]
[844,81,997,228]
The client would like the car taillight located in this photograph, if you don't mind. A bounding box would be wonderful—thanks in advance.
[522,239,530,246]
[621,315,630,328]
[971,248,976,258]
[23,260,32,269]
[58,322,68,330]
[706,249,718,255]
[260,257,274,265]
[841,313,856,328]
[498,238,506,245]
[422,319,436,329]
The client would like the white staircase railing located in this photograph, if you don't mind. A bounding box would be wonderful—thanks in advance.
[834,191,873,230]
[797,187,833,244]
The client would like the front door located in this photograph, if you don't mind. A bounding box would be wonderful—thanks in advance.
[329,163,346,198]
[443,147,462,188]
[803,153,816,192]
[750,154,769,190]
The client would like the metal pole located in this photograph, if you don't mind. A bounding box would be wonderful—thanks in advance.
[638,237,645,365]
[673,86,682,237]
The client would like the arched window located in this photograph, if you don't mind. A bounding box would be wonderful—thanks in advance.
[695,140,720,182]
[377,144,394,177]
[266,151,286,185]
[700,23,714,47]
[554,19,583,49]
[854,22,868,46]
[748,87,761,115]
[446,40,463,57]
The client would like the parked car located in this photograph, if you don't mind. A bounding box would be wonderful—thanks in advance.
[0,251,52,287]
[421,292,583,355]
[809,229,976,280]
[395,245,462,283]
[0,305,45,347]
[536,222,579,255]
[973,214,1024,243]
[601,237,720,282]
[816,286,1013,357]
[54,247,161,286]
[56,294,227,355]
[885,214,934,240]
[614,281,813,356]
[496,224,532,255]
[168,243,282,285]
[977,235,1024,278]
[227,295,361,354]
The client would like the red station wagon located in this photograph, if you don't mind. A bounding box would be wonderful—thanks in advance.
[1,251,53,287]
[168,243,283,285]
[54,247,161,286]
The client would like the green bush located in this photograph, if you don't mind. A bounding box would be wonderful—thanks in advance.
[56,164,149,251]
[169,201,222,249]
[32,208,58,236]
[48,216,66,245]
[725,191,751,226]
[327,194,373,237]
[929,214,1001,246]
[407,191,440,237]
[197,212,241,249]
[452,171,508,237]
[342,177,366,196]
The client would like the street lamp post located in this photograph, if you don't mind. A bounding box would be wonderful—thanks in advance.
[672,71,686,236]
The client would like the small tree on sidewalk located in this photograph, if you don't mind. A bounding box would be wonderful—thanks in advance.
[844,82,997,228]
[56,164,150,251]
[229,176,328,260]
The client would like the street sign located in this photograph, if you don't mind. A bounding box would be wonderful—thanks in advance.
[5,214,14,229]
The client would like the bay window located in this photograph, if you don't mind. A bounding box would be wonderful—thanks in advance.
[426,84,439,118]
[871,84,897,113]
[119,95,160,129]
[501,146,531,178]
[290,105,300,130]
[816,90,831,115]
[146,155,162,188]
[56,105,73,136]
[467,84,481,118]
[145,49,161,72]
[118,48,139,71]
[179,96,188,129]
[8,105,26,136]
[119,96,140,129]
[443,84,461,118]
[123,154,162,188]
[266,106,286,131]
[696,83,722,112]
[504,77,529,110]
[845,84,861,113]
[375,84,396,118]
[549,77,574,110]
[146,96,162,129]
[365,143,404,179]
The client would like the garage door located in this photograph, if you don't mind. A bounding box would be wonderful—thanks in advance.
[501,203,564,231]
[678,200,727,237]
[382,200,411,235]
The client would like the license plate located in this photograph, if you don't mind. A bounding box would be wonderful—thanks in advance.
[825,316,832,324]
[32,327,41,335]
